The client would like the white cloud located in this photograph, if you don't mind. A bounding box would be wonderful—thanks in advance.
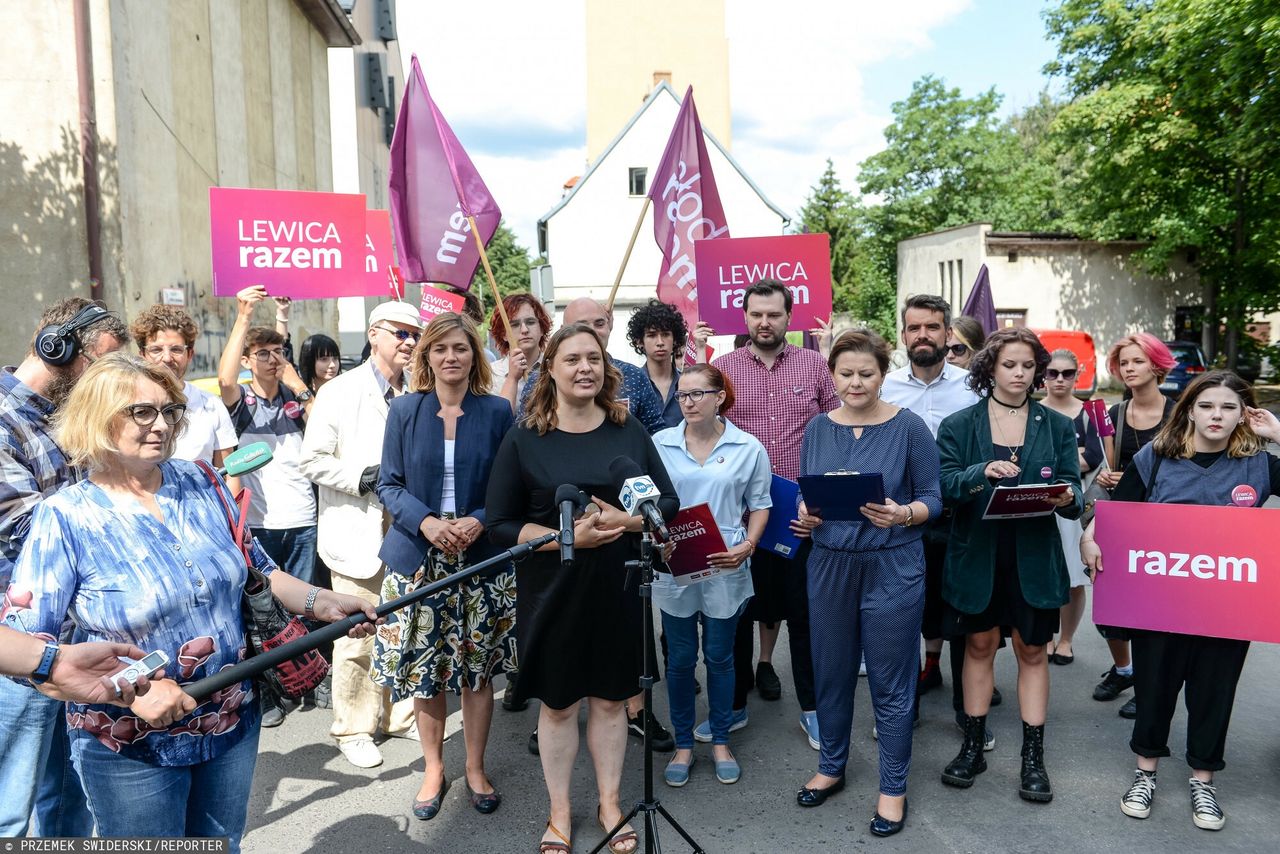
[394,0,973,249]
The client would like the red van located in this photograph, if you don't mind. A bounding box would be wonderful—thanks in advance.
[1030,329,1097,397]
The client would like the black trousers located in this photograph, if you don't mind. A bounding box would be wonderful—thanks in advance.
[922,537,967,713]
[731,542,816,711]
[1129,630,1250,772]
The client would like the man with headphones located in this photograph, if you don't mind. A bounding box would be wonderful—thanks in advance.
[1,298,127,837]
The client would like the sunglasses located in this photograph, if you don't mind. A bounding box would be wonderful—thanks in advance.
[376,325,420,343]
[1045,368,1078,380]
[122,403,187,427]
[947,343,970,356]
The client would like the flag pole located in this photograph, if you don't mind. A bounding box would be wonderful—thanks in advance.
[466,215,516,351]
[605,197,651,312]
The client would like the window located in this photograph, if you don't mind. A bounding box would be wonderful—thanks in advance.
[628,167,647,196]
[996,310,1027,328]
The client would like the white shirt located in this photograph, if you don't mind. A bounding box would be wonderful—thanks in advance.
[441,439,457,514]
[881,362,979,438]
[173,381,237,464]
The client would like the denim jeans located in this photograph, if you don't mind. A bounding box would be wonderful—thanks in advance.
[32,712,93,836]
[70,719,261,853]
[661,604,744,749]
[0,678,91,836]
[251,525,318,584]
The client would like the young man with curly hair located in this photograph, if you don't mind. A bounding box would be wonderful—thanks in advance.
[625,299,689,429]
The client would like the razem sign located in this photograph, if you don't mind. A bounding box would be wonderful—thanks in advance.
[210,187,368,298]
[694,233,833,334]
[1092,501,1280,643]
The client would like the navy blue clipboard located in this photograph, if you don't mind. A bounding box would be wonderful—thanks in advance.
[760,475,803,558]
[798,472,886,522]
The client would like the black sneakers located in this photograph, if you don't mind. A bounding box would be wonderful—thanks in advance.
[1093,666,1135,701]
[628,707,675,752]
[1190,778,1225,830]
[1121,769,1157,819]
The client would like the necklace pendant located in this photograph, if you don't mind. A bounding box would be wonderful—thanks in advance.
[1009,452,1018,463]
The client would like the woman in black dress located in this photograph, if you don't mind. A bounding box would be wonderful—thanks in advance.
[486,323,678,854]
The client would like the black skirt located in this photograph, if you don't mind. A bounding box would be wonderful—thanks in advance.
[944,521,1060,646]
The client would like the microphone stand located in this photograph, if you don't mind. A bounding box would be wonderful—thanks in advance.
[590,519,705,854]
[185,532,558,701]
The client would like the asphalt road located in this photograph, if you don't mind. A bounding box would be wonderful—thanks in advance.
[244,585,1280,854]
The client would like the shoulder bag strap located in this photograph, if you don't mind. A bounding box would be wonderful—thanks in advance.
[194,458,252,567]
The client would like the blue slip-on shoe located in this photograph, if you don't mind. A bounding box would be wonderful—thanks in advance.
[800,711,821,751]
[664,755,695,787]
[715,757,741,784]
[693,707,749,743]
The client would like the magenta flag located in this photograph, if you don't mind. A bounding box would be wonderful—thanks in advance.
[962,263,998,336]
[388,55,501,288]
[647,86,730,363]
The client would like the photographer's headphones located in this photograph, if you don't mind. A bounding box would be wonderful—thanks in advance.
[35,304,111,366]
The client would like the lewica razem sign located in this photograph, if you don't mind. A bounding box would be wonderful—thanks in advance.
[694,233,833,335]
[210,187,368,298]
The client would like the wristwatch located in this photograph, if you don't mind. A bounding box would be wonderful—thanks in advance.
[293,388,314,402]
[31,641,59,685]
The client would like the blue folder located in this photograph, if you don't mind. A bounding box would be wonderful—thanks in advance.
[760,475,802,558]
[798,472,886,522]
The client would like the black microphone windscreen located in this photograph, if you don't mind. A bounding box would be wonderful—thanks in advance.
[608,455,643,490]
[555,484,581,505]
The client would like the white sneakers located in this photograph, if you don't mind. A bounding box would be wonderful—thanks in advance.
[337,736,383,769]
[385,722,420,741]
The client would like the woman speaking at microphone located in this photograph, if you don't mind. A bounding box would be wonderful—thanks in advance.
[1081,371,1280,831]
[486,322,678,854]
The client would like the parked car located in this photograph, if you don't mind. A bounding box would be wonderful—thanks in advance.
[1031,329,1097,397]
[1160,340,1207,397]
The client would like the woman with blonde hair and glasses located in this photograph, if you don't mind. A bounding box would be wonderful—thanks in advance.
[1082,371,1280,830]
[486,323,679,854]
[373,313,515,821]
[2,354,376,850]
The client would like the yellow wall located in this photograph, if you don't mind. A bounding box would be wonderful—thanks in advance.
[585,0,731,160]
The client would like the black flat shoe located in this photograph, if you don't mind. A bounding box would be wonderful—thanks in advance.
[796,776,845,807]
[870,799,908,837]
[467,782,501,815]
[412,778,449,821]
[1049,652,1075,666]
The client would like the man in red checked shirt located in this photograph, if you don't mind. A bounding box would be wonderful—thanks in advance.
[704,279,839,752]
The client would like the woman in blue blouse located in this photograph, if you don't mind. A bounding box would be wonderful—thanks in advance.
[652,364,771,787]
[2,355,375,851]
[373,312,516,821]
[791,330,942,838]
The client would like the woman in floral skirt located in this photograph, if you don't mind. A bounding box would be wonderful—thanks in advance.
[374,312,516,821]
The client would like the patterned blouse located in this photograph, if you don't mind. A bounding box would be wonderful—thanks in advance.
[2,460,271,766]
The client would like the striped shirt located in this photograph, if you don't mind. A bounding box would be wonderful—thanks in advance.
[0,367,78,589]
[713,344,839,480]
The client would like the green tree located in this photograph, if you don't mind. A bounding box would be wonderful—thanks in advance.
[797,159,860,314]
[469,219,534,302]
[1045,0,1280,363]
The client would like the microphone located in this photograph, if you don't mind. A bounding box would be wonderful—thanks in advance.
[609,456,670,541]
[555,484,584,567]
[216,442,272,478]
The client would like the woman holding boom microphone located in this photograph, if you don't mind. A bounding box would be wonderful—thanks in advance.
[1,354,376,851]
[486,323,679,854]
[1081,371,1280,831]
[373,313,516,821]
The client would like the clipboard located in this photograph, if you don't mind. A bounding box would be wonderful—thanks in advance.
[798,471,886,521]
[982,483,1069,520]
[760,475,802,558]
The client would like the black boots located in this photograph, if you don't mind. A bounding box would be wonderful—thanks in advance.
[941,714,988,787]
[1019,721,1052,802]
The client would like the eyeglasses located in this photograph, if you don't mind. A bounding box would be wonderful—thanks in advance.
[251,348,286,363]
[375,325,420,343]
[1045,368,1078,380]
[675,389,717,404]
[947,343,970,356]
[143,345,191,359]
[122,403,187,427]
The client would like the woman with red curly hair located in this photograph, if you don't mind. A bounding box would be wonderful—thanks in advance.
[488,294,552,411]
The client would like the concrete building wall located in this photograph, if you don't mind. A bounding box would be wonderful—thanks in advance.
[544,89,786,312]
[0,0,343,371]
[897,223,1203,386]
[585,0,731,160]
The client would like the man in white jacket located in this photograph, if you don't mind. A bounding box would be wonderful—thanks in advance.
[299,301,421,768]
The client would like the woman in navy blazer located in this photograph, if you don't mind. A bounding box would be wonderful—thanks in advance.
[373,313,516,822]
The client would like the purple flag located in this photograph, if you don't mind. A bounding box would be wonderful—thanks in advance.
[648,86,730,363]
[962,263,998,337]
[388,55,501,288]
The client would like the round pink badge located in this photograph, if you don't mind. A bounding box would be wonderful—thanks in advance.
[244,394,256,407]
[283,401,302,420]
[1230,484,1258,507]
[1040,467,1053,479]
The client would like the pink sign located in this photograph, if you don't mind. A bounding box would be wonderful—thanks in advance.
[1093,501,1280,643]
[694,234,833,335]
[362,210,398,296]
[210,187,367,298]
[419,284,465,324]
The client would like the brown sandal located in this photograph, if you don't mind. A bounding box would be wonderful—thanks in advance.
[539,819,571,853]
[597,806,638,854]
